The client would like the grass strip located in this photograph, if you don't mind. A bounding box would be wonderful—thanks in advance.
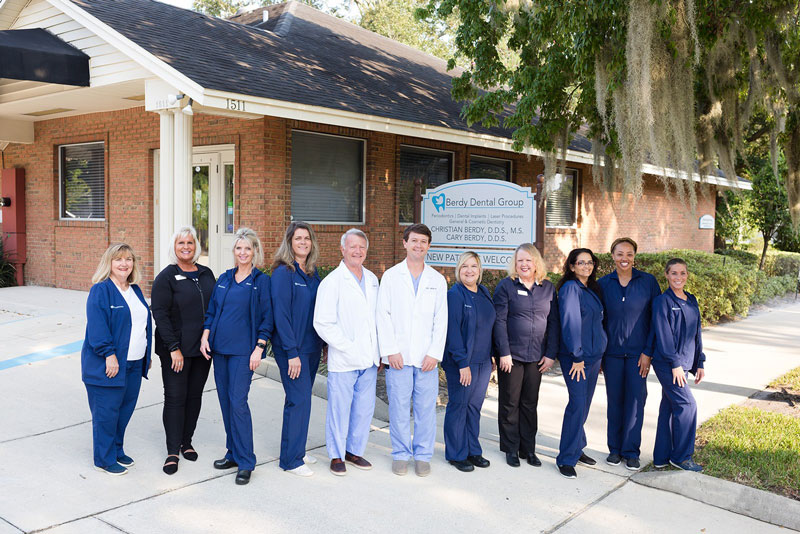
[695,406,800,501]
[769,366,800,394]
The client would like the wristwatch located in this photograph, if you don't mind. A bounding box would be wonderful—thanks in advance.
[256,341,267,349]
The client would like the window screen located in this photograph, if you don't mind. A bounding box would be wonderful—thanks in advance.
[291,131,364,223]
[398,147,452,223]
[60,142,105,220]
[469,155,511,181]
[545,170,578,227]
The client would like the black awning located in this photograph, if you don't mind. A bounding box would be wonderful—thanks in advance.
[0,29,89,86]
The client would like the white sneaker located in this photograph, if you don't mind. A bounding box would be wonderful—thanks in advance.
[303,454,318,465]
[286,464,314,477]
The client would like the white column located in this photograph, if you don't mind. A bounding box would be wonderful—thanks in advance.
[156,111,175,274]
[172,109,193,232]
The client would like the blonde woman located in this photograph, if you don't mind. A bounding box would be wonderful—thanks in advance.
[81,243,152,476]
[492,243,559,468]
[200,228,272,485]
[443,252,496,472]
[270,222,323,476]
[151,226,216,475]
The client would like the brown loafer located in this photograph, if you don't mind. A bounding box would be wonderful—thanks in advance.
[344,452,373,470]
[330,458,346,476]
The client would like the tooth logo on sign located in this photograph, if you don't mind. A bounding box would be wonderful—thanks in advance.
[432,193,446,212]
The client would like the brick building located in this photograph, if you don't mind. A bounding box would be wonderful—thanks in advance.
[0,0,745,292]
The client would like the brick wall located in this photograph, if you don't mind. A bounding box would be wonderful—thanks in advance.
[0,106,717,291]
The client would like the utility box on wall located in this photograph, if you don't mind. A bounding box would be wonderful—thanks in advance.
[1,168,26,286]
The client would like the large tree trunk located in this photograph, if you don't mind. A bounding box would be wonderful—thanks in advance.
[783,114,800,230]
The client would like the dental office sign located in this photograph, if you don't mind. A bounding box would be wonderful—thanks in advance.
[422,179,536,268]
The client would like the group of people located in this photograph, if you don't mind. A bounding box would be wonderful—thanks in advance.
[81,223,706,485]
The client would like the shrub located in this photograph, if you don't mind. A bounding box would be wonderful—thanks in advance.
[0,238,17,288]
[751,273,797,304]
[715,248,759,268]
[762,250,800,277]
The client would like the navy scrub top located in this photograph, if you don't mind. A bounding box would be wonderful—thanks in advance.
[558,279,607,364]
[213,271,255,356]
[651,288,706,373]
[270,262,323,359]
[598,268,662,358]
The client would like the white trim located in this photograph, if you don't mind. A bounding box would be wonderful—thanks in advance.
[47,0,204,102]
[290,129,366,225]
[58,140,106,221]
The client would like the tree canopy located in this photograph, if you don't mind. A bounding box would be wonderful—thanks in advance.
[419,0,800,226]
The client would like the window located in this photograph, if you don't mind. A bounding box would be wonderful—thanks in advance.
[469,155,511,181]
[398,146,453,224]
[59,142,105,220]
[224,163,235,233]
[545,169,578,227]
[291,131,364,223]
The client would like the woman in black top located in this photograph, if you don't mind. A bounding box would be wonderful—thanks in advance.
[151,226,216,474]
[493,243,559,467]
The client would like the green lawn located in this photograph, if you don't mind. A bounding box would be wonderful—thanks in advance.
[769,366,800,394]
[695,406,800,501]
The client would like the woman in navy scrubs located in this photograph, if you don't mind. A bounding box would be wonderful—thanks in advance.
[651,258,706,472]
[82,243,151,476]
[200,228,272,485]
[556,248,607,479]
[270,222,323,477]
[151,226,216,475]
[598,238,661,471]
[493,243,559,468]
[443,251,496,472]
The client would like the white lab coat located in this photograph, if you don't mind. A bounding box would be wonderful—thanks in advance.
[376,259,448,367]
[313,261,380,372]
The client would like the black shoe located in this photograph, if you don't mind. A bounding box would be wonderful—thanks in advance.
[163,455,179,475]
[467,455,490,468]
[505,452,520,467]
[558,464,577,479]
[214,458,238,470]
[449,459,475,472]
[578,453,596,466]
[606,453,622,466]
[181,445,198,462]
[625,457,641,471]
[525,453,542,467]
[235,469,251,485]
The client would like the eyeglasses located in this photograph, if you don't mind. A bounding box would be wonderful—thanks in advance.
[575,261,594,267]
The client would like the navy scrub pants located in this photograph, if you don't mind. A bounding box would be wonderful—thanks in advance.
[213,353,256,470]
[603,355,648,459]
[85,358,143,468]
[443,361,492,462]
[652,361,698,465]
[274,348,320,470]
[557,357,602,467]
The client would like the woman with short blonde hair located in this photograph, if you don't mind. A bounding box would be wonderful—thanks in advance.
[493,243,559,467]
[151,225,216,475]
[82,243,151,475]
[454,251,483,286]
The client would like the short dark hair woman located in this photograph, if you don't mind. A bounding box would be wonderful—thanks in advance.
[493,243,559,468]
[555,248,607,479]
[651,258,706,472]
[597,237,661,471]
[270,221,323,477]
[151,226,216,475]
[81,243,152,476]
[443,251,497,472]
[200,227,272,485]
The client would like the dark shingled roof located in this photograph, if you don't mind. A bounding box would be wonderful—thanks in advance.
[68,0,591,153]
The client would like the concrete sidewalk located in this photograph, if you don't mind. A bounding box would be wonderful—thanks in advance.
[0,286,798,534]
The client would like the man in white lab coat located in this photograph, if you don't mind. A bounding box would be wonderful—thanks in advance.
[376,223,448,477]
[313,229,381,476]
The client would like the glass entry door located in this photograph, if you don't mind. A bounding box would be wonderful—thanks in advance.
[191,150,236,275]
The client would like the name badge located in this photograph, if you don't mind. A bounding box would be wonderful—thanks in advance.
[671,307,681,311]
[294,282,307,287]
[517,290,528,296]
[110,305,124,309]
[464,304,472,308]
[174,274,186,280]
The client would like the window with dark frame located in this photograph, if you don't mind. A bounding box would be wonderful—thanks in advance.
[290,131,364,223]
[469,155,511,181]
[545,169,579,227]
[59,142,105,220]
[398,146,452,224]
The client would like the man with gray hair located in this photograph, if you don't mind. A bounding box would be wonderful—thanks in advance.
[313,229,380,476]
